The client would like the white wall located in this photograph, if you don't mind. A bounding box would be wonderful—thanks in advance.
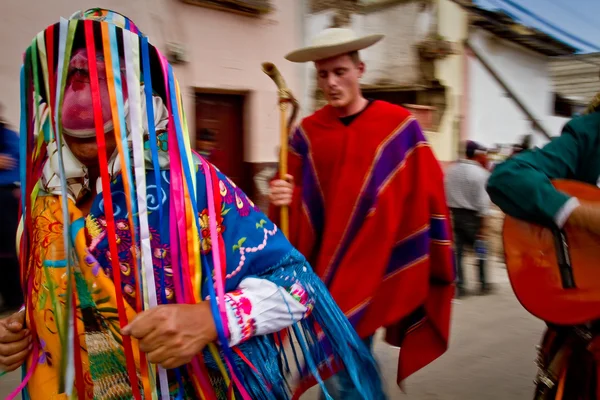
[467,29,554,149]
[0,0,304,163]
[546,115,570,137]
[300,9,334,114]
[302,2,468,162]
[351,2,421,86]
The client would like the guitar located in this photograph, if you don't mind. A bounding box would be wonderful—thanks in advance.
[503,179,600,325]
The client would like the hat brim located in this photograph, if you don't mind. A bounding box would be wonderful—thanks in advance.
[285,34,384,63]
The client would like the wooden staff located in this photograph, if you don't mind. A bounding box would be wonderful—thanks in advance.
[262,62,299,238]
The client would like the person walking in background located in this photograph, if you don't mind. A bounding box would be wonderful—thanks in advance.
[445,140,491,297]
[0,104,23,312]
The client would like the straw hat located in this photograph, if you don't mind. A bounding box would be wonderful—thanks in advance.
[285,28,384,63]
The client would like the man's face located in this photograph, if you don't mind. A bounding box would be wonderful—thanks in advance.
[315,54,364,109]
[61,47,126,165]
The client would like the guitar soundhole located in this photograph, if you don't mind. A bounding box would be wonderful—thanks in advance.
[552,228,576,289]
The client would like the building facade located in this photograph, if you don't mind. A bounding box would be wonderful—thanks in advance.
[463,4,576,150]
[0,0,305,208]
[551,53,600,106]
[302,0,467,162]
[548,53,599,134]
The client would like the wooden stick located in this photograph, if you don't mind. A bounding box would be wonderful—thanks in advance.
[278,101,289,236]
[262,62,297,238]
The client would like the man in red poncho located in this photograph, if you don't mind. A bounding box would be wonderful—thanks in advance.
[269,27,455,398]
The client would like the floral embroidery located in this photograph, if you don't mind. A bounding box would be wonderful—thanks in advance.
[123,284,135,297]
[39,338,53,367]
[43,309,58,335]
[288,282,314,313]
[119,262,132,277]
[234,189,251,217]
[90,218,175,308]
[227,223,278,280]
[225,291,256,344]
[33,214,63,249]
[198,208,225,255]
[217,176,259,216]
[86,215,102,237]
[114,221,133,253]
[219,180,234,204]
[84,249,101,277]
[86,215,106,251]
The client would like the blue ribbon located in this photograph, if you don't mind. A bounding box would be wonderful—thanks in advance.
[108,25,142,261]
[141,35,175,399]
[166,65,248,388]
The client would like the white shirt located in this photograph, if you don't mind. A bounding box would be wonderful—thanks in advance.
[444,159,491,215]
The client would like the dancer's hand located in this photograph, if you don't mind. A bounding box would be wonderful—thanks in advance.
[0,310,31,372]
[269,174,294,207]
[122,303,217,369]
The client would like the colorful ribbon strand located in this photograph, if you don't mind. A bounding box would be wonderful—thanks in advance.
[84,19,142,400]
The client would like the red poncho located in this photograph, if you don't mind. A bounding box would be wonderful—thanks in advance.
[271,100,455,393]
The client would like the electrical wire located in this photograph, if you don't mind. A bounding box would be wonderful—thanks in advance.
[494,0,600,51]
[479,0,600,61]
[545,0,600,36]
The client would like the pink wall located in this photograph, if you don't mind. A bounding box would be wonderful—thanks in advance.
[0,0,304,162]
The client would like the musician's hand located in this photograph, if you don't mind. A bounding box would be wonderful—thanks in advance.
[0,310,31,372]
[567,202,600,236]
[122,302,217,369]
[269,174,294,207]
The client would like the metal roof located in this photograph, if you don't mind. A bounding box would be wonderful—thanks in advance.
[462,3,577,57]
[550,53,600,103]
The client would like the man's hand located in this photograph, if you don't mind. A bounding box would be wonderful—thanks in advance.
[122,303,217,369]
[567,202,600,236]
[0,154,15,170]
[269,174,294,207]
[0,310,31,372]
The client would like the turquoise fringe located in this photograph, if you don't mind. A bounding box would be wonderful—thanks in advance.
[203,249,386,399]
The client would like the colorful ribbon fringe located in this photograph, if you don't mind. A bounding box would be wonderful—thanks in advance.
[13,12,250,399]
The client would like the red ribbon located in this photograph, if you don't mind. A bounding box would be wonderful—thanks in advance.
[84,20,142,400]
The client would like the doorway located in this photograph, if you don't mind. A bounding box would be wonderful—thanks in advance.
[195,92,252,196]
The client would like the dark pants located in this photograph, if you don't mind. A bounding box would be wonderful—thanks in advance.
[450,208,486,292]
[319,335,375,400]
[0,186,23,309]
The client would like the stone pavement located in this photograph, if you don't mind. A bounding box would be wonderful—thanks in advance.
[387,259,545,400]
[303,258,546,400]
[0,258,545,399]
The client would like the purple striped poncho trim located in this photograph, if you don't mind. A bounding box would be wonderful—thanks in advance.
[323,118,426,285]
